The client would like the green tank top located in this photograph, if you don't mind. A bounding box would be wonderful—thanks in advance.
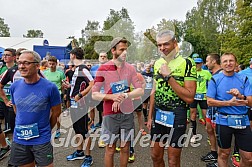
[195,70,212,97]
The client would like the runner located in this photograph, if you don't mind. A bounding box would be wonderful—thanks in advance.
[147,30,196,167]
[8,50,61,167]
[92,37,143,167]
[202,53,222,167]
[141,63,154,124]
[64,47,94,167]
[207,53,252,167]
[0,48,16,160]
[189,57,212,143]
[90,52,108,148]
[43,56,66,139]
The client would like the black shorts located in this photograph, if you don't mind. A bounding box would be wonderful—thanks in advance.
[133,99,142,112]
[96,101,104,112]
[216,124,252,152]
[9,141,53,166]
[150,107,187,148]
[70,107,89,138]
[248,108,252,121]
[142,90,151,104]
[66,88,71,101]
[189,100,208,109]
[0,101,16,133]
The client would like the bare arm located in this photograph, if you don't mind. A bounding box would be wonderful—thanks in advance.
[74,80,94,102]
[50,104,61,129]
[13,105,16,114]
[168,78,196,104]
[0,83,11,106]
[159,63,196,104]
[147,82,156,130]
[207,97,248,107]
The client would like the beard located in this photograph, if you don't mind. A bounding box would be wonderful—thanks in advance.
[115,53,124,62]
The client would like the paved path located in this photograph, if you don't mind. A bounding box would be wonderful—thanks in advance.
[1,110,234,167]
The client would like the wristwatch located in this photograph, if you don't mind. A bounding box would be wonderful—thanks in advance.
[164,75,172,82]
[123,93,129,99]
[78,93,83,98]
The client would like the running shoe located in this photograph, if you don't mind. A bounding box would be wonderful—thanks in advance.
[94,123,101,129]
[207,137,211,146]
[201,152,217,162]
[81,156,93,167]
[199,118,206,125]
[140,129,147,136]
[54,131,61,139]
[0,145,10,160]
[66,151,85,161]
[128,153,135,163]
[98,140,106,148]
[231,153,240,167]
[115,147,121,152]
[206,161,218,167]
[187,118,190,124]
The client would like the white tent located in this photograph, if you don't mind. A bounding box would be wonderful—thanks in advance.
[0,37,72,50]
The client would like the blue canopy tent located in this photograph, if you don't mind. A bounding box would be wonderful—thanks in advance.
[0,47,5,58]
[33,41,72,61]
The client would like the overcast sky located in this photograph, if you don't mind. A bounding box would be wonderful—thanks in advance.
[0,0,198,39]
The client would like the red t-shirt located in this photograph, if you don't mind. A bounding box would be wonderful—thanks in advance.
[92,60,142,115]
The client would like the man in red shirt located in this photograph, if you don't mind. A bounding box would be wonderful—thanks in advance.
[92,37,144,167]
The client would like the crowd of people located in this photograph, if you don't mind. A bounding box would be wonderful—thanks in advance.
[0,29,251,167]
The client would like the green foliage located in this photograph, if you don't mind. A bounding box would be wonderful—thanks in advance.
[23,30,43,38]
[82,8,136,61]
[0,17,10,37]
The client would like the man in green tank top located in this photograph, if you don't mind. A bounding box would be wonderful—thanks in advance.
[147,30,197,167]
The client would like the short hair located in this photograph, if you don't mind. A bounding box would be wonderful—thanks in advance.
[4,48,16,56]
[20,50,41,63]
[16,48,26,56]
[99,52,107,57]
[207,53,220,65]
[156,30,176,41]
[110,37,128,50]
[41,60,48,66]
[70,47,84,60]
[47,56,57,63]
[238,64,245,70]
[221,52,237,62]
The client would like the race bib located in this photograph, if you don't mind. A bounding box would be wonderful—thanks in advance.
[155,108,175,127]
[227,115,246,129]
[194,93,205,100]
[70,98,78,108]
[15,123,39,140]
[3,87,10,95]
[145,82,153,89]
[110,80,129,94]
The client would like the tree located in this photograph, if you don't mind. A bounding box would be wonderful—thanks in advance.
[82,8,136,60]
[0,17,10,37]
[102,8,136,61]
[80,20,101,59]
[23,30,43,38]
[221,0,252,65]
[183,0,235,60]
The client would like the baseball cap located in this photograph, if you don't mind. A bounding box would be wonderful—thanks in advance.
[192,53,199,58]
[110,37,128,49]
[194,58,203,63]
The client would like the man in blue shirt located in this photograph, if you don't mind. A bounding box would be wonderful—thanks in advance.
[9,50,61,167]
[207,53,252,167]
